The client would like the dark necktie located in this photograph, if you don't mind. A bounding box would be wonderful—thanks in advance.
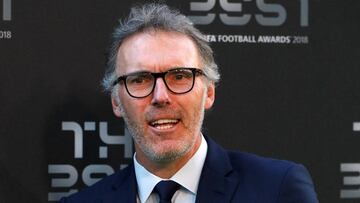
[153,180,180,203]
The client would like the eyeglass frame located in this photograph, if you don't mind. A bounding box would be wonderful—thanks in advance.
[112,67,206,98]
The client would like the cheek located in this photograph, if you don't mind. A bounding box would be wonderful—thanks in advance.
[121,97,149,120]
[179,90,205,114]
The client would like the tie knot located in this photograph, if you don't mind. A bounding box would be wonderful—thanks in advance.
[153,180,180,203]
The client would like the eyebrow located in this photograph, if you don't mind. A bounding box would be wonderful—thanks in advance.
[120,70,152,77]
[121,67,188,77]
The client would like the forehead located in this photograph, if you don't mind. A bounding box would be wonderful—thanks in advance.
[116,30,201,75]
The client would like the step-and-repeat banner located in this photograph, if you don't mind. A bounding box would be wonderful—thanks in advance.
[1,0,359,202]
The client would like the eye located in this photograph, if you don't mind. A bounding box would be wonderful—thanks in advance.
[127,73,152,85]
[169,70,192,81]
[174,73,185,80]
[132,77,145,84]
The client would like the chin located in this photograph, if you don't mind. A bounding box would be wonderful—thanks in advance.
[144,140,193,162]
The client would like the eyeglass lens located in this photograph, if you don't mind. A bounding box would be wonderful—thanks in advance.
[125,68,195,98]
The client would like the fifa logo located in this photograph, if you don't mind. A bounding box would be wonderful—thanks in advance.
[340,122,360,199]
[48,121,133,201]
[1,0,11,21]
[188,0,308,26]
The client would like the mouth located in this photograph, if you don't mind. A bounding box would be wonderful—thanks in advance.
[149,119,180,130]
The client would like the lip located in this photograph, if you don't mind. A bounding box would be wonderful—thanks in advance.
[150,118,178,125]
[148,120,180,135]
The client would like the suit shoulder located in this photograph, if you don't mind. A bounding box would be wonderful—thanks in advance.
[226,150,307,189]
[59,166,131,202]
[226,151,318,202]
[227,150,298,175]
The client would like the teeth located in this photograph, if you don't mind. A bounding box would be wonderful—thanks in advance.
[155,124,174,130]
[150,119,179,130]
[151,119,178,125]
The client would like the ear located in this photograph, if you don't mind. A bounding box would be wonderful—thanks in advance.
[111,96,122,118]
[204,83,215,110]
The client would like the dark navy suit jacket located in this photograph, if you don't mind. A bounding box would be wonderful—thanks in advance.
[60,136,318,203]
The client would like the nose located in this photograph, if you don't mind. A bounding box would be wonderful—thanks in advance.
[151,78,171,106]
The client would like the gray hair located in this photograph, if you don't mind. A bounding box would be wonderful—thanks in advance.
[102,3,220,95]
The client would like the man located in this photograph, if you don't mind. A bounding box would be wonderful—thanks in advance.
[60,3,318,203]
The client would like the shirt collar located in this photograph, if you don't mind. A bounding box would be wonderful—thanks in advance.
[134,135,208,203]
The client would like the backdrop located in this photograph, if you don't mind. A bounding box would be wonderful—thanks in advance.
[1,0,360,202]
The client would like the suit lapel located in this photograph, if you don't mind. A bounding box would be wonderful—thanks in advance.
[195,137,240,203]
[101,163,138,203]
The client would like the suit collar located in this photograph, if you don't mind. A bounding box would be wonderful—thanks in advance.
[99,136,240,203]
[195,136,240,203]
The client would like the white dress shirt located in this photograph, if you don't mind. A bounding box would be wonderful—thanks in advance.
[134,135,208,203]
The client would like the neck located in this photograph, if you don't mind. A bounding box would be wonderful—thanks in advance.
[135,135,202,179]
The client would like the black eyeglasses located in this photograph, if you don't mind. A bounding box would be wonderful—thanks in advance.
[112,67,206,98]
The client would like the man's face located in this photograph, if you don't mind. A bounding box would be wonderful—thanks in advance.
[111,30,215,163]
